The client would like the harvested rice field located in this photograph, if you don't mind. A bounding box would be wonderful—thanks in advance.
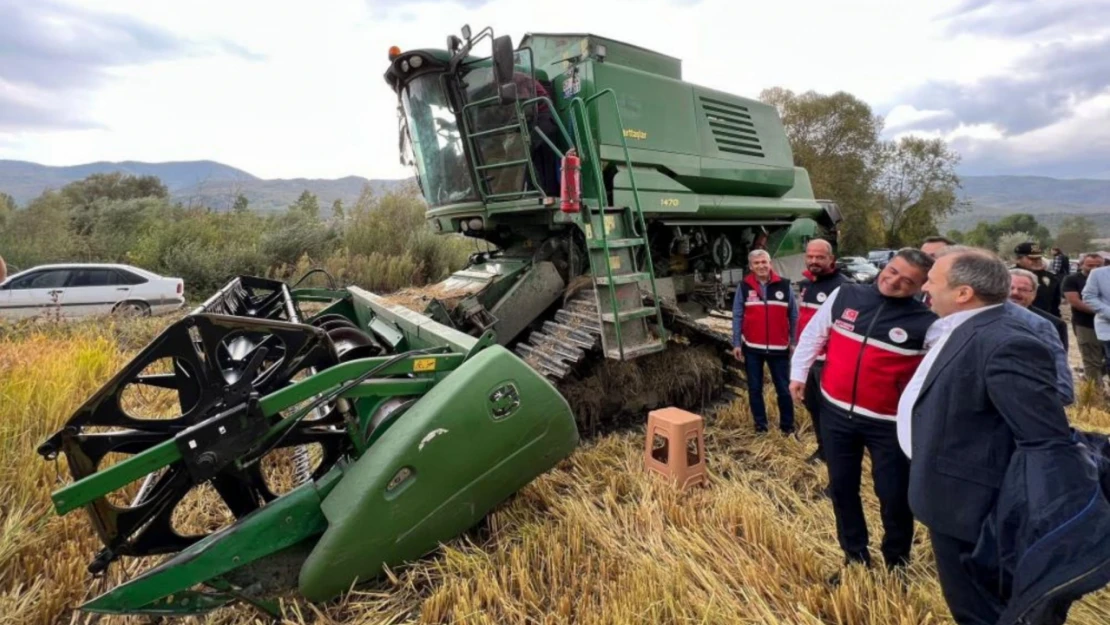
[3,315,1110,625]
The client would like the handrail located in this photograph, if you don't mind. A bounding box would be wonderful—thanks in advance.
[583,88,665,341]
[567,96,625,358]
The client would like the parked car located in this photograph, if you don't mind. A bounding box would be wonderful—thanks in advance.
[867,249,895,269]
[0,263,185,321]
[838,257,879,283]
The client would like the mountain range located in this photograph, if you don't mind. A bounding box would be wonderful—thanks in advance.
[1,160,1107,236]
[947,175,1110,235]
[0,160,407,212]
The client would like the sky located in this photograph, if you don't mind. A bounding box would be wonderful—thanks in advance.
[1,0,1108,181]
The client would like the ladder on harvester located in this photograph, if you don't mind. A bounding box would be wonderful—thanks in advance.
[460,76,668,361]
[560,92,668,361]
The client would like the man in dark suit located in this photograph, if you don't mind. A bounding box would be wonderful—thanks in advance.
[897,246,1074,625]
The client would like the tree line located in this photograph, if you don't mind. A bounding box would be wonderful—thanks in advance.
[0,173,474,296]
[760,88,1105,257]
[760,88,965,253]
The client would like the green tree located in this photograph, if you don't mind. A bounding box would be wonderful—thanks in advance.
[0,192,14,228]
[1054,216,1096,254]
[994,213,1051,245]
[292,190,319,218]
[232,193,249,213]
[946,229,965,244]
[997,231,1033,262]
[759,87,884,253]
[61,172,169,235]
[0,191,80,267]
[331,199,345,220]
[873,136,965,248]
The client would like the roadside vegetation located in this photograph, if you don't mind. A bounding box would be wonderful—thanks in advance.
[0,174,475,296]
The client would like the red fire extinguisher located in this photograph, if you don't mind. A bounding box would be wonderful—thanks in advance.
[560,148,581,213]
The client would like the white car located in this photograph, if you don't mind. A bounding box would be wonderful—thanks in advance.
[0,263,185,320]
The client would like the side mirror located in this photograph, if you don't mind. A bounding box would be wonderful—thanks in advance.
[497,82,518,105]
[461,24,472,40]
[491,34,515,101]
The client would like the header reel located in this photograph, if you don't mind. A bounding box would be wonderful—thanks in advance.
[38,274,579,617]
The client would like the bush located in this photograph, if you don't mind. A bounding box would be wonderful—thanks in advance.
[1,177,475,299]
[996,231,1035,262]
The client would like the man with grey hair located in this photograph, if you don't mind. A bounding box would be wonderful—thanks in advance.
[899,246,1108,625]
[1010,268,1068,350]
[732,248,798,434]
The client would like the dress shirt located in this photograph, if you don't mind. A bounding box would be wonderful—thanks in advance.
[1082,266,1110,341]
[896,304,1002,458]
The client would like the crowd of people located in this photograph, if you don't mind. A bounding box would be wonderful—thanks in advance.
[731,237,1110,625]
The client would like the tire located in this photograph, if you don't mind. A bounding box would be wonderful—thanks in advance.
[113,301,151,318]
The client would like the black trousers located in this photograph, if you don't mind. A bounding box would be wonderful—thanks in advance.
[819,400,914,567]
[930,530,1006,625]
[804,361,825,455]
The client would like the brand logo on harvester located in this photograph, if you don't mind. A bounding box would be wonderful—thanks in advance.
[842,308,858,322]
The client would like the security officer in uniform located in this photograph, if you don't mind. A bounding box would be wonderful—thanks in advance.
[1013,242,1062,318]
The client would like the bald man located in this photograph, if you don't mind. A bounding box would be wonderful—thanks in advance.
[794,238,850,464]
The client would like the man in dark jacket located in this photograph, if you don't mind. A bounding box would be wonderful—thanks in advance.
[900,245,1110,624]
[1050,247,1070,277]
[794,238,851,463]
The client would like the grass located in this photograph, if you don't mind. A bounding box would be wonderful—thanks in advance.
[2,316,1110,624]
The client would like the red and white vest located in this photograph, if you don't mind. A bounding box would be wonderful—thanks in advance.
[819,283,936,421]
[797,269,850,361]
[739,271,792,353]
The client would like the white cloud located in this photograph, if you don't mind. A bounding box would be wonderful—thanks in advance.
[0,0,1103,180]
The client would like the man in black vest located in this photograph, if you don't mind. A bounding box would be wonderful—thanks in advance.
[794,238,850,463]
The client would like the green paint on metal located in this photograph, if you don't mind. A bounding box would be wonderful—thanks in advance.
[258,354,462,417]
[52,440,180,515]
[80,478,329,615]
[297,344,578,602]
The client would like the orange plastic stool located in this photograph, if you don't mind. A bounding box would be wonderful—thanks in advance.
[644,407,707,490]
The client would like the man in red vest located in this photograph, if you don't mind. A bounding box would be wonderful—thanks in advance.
[789,248,937,576]
[732,249,798,434]
[795,239,850,464]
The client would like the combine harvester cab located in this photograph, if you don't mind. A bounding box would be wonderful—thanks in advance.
[38,275,578,616]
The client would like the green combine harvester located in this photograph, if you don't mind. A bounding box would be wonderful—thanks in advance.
[38,26,840,618]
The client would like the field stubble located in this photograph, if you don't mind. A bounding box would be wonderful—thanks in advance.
[2,316,1110,625]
